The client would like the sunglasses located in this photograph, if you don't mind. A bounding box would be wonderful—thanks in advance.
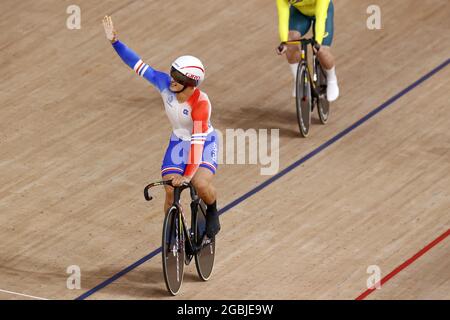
[170,67,197,87]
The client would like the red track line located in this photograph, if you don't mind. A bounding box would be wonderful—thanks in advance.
[356,228,450,300]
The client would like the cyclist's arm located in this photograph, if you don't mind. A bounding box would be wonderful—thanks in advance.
[276,0,290,43]
[112,40,170,92]
[184,100,210,178]
[314,0,330,45]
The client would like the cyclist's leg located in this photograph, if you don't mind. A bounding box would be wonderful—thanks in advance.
[314,1,339,101]
[192,168,220,238]
[191,168,216,205]
[287,6,312,96]
[316,45,334,70]
[191,130,220,237]
[161,133,188,212]
[286,31,301,64]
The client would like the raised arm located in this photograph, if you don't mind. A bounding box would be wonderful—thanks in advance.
[102,15,170,92]
[111,40,170,91]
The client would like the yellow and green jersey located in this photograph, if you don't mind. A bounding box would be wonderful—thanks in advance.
[276,0,331,44]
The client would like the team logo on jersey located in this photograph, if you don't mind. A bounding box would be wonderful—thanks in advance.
[183,109,189,116]
[167,94,174,106]
[211,143,217,162]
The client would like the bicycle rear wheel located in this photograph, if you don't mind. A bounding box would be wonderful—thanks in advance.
[316,62,330,124]
[193,201,216,281]
[162,206,185,295]
[296,64,312,137]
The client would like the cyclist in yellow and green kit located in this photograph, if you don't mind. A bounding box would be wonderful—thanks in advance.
[276,0,339,102]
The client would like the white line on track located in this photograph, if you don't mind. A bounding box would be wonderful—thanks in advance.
[0,288,49,300]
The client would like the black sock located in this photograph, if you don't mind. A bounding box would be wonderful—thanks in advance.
[205,201,220,238]
[206,201,217,214]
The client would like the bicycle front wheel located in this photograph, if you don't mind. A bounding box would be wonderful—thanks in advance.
[194,201,216,281]
[162,206,185,295]
[296,64,312,137]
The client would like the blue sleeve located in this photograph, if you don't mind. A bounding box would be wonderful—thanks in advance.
[112,40,170,92]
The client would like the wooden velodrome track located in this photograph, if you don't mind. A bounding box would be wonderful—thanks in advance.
[0,0,449,300]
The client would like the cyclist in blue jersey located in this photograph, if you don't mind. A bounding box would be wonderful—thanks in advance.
[102,16,220,238]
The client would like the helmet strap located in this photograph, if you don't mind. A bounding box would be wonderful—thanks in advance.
[169,84,188,94]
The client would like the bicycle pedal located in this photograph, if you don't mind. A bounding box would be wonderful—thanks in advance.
[203,237,213,246]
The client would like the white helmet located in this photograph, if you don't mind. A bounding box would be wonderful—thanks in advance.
[170,55,205,87]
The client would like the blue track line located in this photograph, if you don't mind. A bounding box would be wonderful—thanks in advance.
[75,58,449,300]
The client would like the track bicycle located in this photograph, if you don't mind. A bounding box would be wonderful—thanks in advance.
[144,180,216,295]
[283,37,330,137]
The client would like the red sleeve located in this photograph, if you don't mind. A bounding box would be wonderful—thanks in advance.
[184,100,210,178]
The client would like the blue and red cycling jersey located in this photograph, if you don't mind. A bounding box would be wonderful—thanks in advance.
[112,41,218,177]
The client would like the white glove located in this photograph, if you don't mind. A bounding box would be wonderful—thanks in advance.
[102,15,118,43]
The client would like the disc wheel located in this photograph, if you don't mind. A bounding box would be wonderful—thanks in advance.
[296,64,312,137]
[162,206,185,295]
[316,63,330,124]
[194,201,216,281]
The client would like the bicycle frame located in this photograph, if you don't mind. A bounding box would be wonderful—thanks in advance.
[144,181,203,254]
[287,39,321,98]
